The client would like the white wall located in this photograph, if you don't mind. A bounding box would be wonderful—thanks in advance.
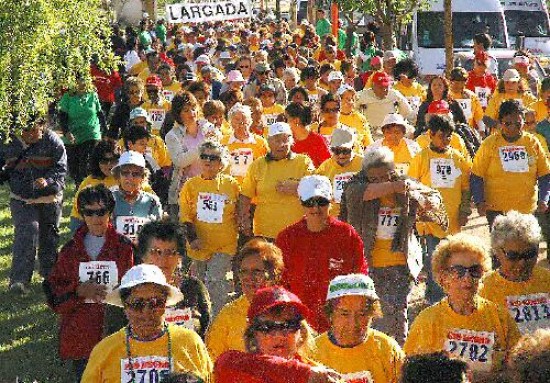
[113,0,144,25]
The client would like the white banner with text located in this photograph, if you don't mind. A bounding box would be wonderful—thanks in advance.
[166,0,253,23]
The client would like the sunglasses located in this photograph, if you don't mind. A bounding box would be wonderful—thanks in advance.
[125,297,167,312]
[448,264,484,279]
[100,156,119,164]
[502,247,538,261]
[148,248,179,257]
[240,65,250,69]
[323,108,340,113]
[200,153,222,162]
[253,319,302,334]
[120,170,145,178]
[81,207,109,217]
[332,147,352,155]
[302,198,330,208]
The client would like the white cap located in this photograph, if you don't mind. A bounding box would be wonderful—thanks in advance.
[328,70,344,82]
[300,19,309,26]
[112,150,146,172]
[337,84,355,96]
[383,50,398,61]
[268,122,292,137]
[226,70,245,83]
[105,264,184,307]
[129,107,151,123]
[327,274,379,301]
[503,68,521,82]
[330,126,356,148]
[513,55,530,66]
[381,113,407,128]
[195,54,211,65]
[219,51,232,60]
[298,175,332,202]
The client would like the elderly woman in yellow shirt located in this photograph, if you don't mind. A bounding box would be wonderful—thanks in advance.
[338,84,374,148]
[179,141,239,317]
[447,67,485,135]
[404,233,521,376]
[312,274,405,383]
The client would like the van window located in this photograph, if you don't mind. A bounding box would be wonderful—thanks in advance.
[504,10,550,37]
[417,12,508,48]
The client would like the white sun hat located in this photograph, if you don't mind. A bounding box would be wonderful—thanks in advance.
[328,70,344,82]
[112,150,146,172]
[327,274,379,301]
[268,122,292,137]
[297,175,332,202]
[330,126,356,149]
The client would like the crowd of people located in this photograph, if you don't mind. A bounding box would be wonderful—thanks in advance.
[1,8,550,383]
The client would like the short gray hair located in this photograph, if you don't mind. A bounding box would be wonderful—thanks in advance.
[199,140,230,168]
[228,103,253,124]
[283,68,300,82]
[491,211,542,249]
[362,146,394,171]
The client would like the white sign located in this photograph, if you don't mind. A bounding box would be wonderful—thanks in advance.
[456,98,472,121]
[474,87,491,108]
[166,0,253,23]
[230,148,254,177]
[165,307,195,330]
[341,371,374,383]
[500,0,543,11]
[116,216,150,241]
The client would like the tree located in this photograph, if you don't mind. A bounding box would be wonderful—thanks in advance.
[334,0,432,50]
[0,0,116,134]
[444,0,453,76]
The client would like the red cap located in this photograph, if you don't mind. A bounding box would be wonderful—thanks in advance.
[475,51,489,65]
[372,71,391,86]
[427,100,450,114]
[146,75,163,88]
[370,56,382,67]
[247,286,310,321]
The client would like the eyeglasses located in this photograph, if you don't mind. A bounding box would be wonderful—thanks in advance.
[100,156,119,164]
[302,198,330,208]
[125,297,167,312]
[240,65,250,69]
[252,319,302,334]
[502,247,538,261]
[447,264,484,279]
[81,207,109,217]
[501,121,522,129]
[332,147,352,155]
[148,248,179,257]
[199,153,222,162]
[323,108,340,113]
[239,268,268,280]
[120,170,145,178]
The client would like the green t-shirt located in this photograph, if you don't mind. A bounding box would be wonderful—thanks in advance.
[58,92,102,144]
[316,18,332,38]
[139,30,152,48]
[338,29,359,54]
[155,24,167,43]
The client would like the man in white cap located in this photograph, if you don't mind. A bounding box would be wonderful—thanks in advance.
[513,54,539,96]
[276,175,367,333]
[327,70,344,95]
[311,274,405,382]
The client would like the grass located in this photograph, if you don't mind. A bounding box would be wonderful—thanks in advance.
[0,181,76,383]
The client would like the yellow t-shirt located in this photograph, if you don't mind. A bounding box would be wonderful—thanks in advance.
[262,104,285,127]
[394,81,426,113]
[179,174,240,260]
[70,176,118,220]
[416,132,471,163]
[316,155,363,217]
[142,99,172,136]
[316,123,338,143]
[81,325,212,382]
[241,154,314,238]
[485,91,537,120]
[479,266,550,335]
[205,295,249,362]
[339,111,374,148]
[408,147,471,237]
[371,194,407,268]
[306,87,324,104]
[221,134,268,184]
[320,59,341,71]
[448,89,484,128]
[404,297,521,373]
[312,329,405,383]
[130,61,147,77]
[471,132,550,213]
[531,99,549,123]
[370,139,421,177]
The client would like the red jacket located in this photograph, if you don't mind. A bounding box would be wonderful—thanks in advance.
[465,71,497,94]
[214,351,312,383]
[276,216,367,332]
[44,224,134,359]
[291,132,331,168]
[90,64,123,103]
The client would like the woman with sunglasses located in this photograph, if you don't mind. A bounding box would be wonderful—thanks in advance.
[69,140,120,233]
[315,93,343,143]
[82,264,212,382]
[206,238,284,362]
[214,286,342,383]
[45,185,134,382]
[479,211,550,335]
[112,151,163,243]
[404,233,521,376]
[179,141,239,317]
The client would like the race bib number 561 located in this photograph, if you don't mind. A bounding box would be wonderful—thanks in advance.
[445,329,495,372]
[197,192,226,223]
[121,356,170,383]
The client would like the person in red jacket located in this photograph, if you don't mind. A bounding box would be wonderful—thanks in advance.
[90,60,123,116]
[44,184,134,382]
[465,51,497,109]
[276,175,368,332]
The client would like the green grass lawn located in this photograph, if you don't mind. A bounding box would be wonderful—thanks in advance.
[0,181,76,383]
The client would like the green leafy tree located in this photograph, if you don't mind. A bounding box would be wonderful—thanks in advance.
[0,0,117,134]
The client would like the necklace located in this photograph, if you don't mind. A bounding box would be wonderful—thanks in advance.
[124,324,172,382]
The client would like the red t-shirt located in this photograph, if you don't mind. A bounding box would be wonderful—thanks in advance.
[292,132,331,168]
[90,65,123,103]
[276,216,368,332]
[465,71,497,93]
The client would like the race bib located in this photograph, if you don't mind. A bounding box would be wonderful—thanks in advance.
[120,356,170,383]
[333,172,355,203]
[395,163,409,176]
[308,93,319,103]
[162,90,175,102]
[78,261,118,303]
[456,98,472,121]
[341,371,374,383]
[164,307,195,330]
[148,109,166,131]
[376,207,400,240]
[445,329,495,372]
[474,87,490,108]
[116,216,150,241]
[407,96,422,112]
[230,148,254,177]
[430,158,461,188]
[507,293,550,334]
[197,192,226,223]
[499,146,529,173]
[264,114,278,126]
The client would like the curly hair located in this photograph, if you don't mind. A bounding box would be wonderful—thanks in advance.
[491,211,542,250]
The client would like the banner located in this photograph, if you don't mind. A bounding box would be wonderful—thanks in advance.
[166,0,253,23]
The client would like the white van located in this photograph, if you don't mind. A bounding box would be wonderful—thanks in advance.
[501,0,550,56]
[412,0,513,76]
